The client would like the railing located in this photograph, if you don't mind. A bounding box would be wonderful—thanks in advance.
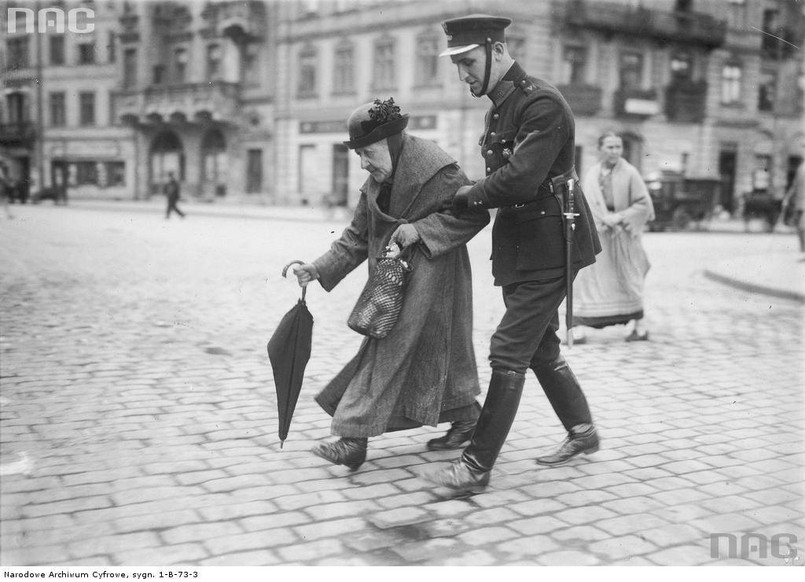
[613,88,660,119]
[0,122,36,144]
[562,0,726,49]
[112,82,242,124]
[556,84,603,116]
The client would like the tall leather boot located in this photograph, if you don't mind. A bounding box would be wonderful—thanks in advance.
[532,356,598,466]
[418,369,524,493]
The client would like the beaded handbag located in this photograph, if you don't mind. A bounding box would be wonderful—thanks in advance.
[347,244,413,339]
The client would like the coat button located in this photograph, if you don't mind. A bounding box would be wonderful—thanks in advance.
[486,149,493,156]
[492,113,499,119]
[486,167,491,172]
[490,131,496,136]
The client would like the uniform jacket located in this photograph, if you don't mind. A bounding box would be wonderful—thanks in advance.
[465,61,600,286]
[312,134,489,437]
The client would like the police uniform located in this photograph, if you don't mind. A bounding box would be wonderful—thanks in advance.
[421,15,601,492]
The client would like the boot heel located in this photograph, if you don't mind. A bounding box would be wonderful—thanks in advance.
[584,444,600,455]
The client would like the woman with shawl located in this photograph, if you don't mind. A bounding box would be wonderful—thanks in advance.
[573,131,655,343]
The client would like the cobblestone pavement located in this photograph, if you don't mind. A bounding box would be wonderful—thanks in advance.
[0,204,802,567]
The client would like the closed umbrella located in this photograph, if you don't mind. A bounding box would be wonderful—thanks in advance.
[267,260,314,447]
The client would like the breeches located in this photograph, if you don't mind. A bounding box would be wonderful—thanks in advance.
[489,275,569,374]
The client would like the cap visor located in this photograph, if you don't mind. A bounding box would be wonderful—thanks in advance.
[439,44,479,57]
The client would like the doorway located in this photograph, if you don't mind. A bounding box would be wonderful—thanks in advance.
[331,144,349,206]
[718,147,737,213]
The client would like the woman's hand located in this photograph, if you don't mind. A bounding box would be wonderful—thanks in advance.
[389,223,421,248]
[293,263,319,287]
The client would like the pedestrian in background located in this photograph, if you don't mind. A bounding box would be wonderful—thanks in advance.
[292,98,490,471]
[572,131,655,343]
[783,160,805,255]
[420,15,601,494]
[0,162,14,220]
[164,172,185,219]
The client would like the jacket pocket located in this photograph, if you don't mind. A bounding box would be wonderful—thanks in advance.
[513,197,570,271]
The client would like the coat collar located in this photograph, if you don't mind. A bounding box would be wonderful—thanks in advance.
[487,61,526,107]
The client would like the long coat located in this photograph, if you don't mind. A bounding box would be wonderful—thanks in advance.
[312,134,490,437]
[462,61,600,286]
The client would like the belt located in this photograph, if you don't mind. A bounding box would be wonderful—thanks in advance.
[512,167,579,209]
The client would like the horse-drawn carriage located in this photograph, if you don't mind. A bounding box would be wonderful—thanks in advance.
[645,171,720,231]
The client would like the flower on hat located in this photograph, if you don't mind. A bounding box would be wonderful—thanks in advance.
[363,98,402,133]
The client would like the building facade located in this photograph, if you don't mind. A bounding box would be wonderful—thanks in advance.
[2,0,803,213]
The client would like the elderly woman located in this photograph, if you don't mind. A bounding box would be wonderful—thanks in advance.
[573,131,655,343]
[292,98,490,471]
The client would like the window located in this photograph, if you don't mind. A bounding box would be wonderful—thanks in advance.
[78,42,96,65]
[207,44,221,81]
[721,63,742,104]
[123,48,137,89]
[670,52,692,81]
[107,32,116,63]
[50,36,65,66]
[619,51,644,90]
[298,45,318,97]
[758,70,776,112]
[174,47,188,83]
[728,0,747,28]
[79,92,95,126]
[415,35,440,86]
[332,42,354,94]
[76,162,99,185]
[243,43,259,86]
[373,37,396,90]
[105,162,126,187]
[50,92,66,127]
[6,37,30,69]
[562,46,587,85]
[153,65,165,84]
[246,149,263,193]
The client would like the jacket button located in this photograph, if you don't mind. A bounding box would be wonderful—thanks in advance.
[490,132,496,136]
[492,113,499,119]
[486,167,491,172]
[486,149,493,156]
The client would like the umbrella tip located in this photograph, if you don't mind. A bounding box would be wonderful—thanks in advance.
[280,440,285,449]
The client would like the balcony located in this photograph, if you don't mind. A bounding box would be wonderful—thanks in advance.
[0,122,36,146]
[112,82,242,126]
[614,88,660,119]
[556,84,603,116]
[560,0,726,49]
[201,1,266,43]
[665,80,708,123]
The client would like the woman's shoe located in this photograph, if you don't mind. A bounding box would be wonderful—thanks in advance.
[311,437,367,471]
[625,330,649,342]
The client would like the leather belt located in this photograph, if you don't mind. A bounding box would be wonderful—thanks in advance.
[512,167,578,209]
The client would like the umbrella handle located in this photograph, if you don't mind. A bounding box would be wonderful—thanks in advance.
[282,259,307,302]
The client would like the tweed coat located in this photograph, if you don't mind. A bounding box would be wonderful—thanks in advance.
[463,61,600,286]
[312,134,490,437]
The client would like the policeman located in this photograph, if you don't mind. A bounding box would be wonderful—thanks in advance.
[419,14,602,493]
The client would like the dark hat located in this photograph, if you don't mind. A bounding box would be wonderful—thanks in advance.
[344,98,409,150]
[440,14,512,57]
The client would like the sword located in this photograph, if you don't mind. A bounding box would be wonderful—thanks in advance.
[563,177,579,348]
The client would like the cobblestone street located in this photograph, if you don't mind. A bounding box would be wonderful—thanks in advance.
[0,203,803,567]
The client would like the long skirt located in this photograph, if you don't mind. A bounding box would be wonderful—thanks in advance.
[573,228,650,328]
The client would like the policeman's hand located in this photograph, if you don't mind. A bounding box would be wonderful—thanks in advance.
[451,185,472,215]
[293,263,319,287]
[389,224,421,248]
